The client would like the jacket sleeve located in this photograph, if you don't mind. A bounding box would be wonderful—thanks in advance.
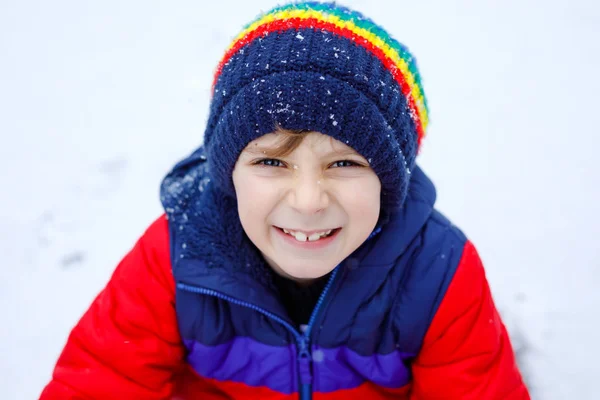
[40,216,186,400]
[410,241,530,400]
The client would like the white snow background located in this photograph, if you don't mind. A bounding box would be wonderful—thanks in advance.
[1,0,599,399]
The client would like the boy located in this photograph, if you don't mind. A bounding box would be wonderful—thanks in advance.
[41,2,530,399]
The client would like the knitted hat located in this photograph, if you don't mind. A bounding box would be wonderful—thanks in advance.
[204,1,429,210]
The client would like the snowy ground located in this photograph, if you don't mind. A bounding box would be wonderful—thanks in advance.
[1,1,599,399]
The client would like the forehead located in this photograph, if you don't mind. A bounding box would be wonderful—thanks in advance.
[246,131,358,155]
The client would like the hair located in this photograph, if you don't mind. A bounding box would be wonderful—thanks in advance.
[263,124,367,161]
[264,124,311,158]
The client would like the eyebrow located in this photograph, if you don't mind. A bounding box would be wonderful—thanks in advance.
[329,148,363,157]
[244,146,271,155]
[243,145,363,158]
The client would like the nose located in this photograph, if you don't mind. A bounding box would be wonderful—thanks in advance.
[287,171,329,214]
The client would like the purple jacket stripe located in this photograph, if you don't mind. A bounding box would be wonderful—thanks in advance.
[185,338,297,394]
[313,345,413,392]
[185,338,413,394]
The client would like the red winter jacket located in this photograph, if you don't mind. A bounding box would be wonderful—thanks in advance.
[40,216,529,399]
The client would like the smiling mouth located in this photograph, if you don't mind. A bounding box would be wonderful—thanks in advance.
[275,227,341,242]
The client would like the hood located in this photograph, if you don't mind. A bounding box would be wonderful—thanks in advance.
[160,145,436,312]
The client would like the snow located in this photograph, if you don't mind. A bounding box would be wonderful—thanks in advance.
[1,0,599,398]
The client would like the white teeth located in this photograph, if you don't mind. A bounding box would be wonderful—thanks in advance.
[294,232,308,242]
[308,233,321,242]
[281,228,335,242]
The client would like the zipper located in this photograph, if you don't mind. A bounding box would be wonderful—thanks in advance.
[177,266,340,400]
[296,266,340,400]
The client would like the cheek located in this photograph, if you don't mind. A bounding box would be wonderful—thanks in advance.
[338,177,381,215]
[233,174,278,223]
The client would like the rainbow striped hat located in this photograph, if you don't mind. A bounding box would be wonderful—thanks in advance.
[204,1,430,209]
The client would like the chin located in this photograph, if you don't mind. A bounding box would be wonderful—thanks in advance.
[277,262,336,281]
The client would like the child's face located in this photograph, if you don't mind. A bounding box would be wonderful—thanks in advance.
[232,131,381,283]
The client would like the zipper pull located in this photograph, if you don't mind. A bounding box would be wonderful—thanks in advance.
[297,337,313,400]
[297,337,313,385]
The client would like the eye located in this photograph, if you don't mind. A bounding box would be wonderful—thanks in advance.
[254,158,285,167]
[330,160,361,168]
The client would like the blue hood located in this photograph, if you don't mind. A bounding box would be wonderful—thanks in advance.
[160,145,437,313]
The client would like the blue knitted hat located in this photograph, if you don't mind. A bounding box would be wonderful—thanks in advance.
[204,1,429,210]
